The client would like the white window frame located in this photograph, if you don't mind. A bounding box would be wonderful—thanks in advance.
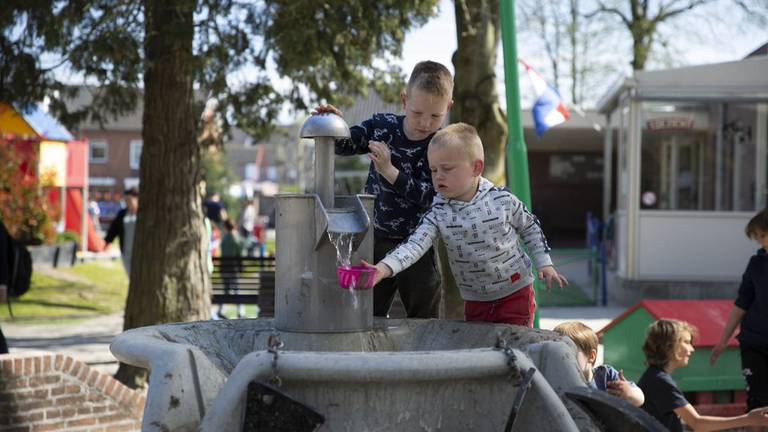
[129,140,143,170]
[89,140,108,164]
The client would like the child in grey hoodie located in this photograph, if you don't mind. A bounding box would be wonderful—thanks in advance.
[365,123,567,327]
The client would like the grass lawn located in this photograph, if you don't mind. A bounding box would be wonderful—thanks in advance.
[0,260,128,322]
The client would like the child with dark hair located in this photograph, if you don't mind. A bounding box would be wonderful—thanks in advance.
[639,319,768,432]
[104,187,139,279]
[711,208,768,419]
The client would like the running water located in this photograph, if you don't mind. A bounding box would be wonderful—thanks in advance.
[328,231,354,269]
[328,231,360,308]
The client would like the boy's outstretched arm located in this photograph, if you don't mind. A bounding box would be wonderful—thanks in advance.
[675,404,768,431]
[361,260,393,286]
[364,212,439,281]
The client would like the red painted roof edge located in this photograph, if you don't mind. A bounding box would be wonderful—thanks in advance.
[597,300,739,348]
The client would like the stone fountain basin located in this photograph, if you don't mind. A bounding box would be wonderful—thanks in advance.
[111,318,588,431]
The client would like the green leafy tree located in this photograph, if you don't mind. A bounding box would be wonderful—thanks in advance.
[1,0,438,388]
[0,141,58,245]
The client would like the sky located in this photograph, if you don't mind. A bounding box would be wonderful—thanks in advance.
[397,0,767,109]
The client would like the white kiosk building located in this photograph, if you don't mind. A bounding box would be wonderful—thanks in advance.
[597,56,768,303]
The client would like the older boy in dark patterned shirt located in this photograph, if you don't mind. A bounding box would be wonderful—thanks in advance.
[313,61,453,318]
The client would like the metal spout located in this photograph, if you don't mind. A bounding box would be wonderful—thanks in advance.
[314,195,371,252]
[299,113,351,209]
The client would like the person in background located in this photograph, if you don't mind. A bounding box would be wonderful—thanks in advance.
[239,198,258,256]
[217,219,244,319]
[711,208,768,422]
[554,321,644,406]
[88,192,103,234]
[0,292,7,353]
[204,192,227,227]
[104,187,139,279]
[0,219,12,354]
[639,319,768,432]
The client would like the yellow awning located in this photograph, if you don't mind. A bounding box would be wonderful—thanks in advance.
[0,103,37,138]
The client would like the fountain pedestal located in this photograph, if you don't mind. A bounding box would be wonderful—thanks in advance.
[275,194,374,332]
[275,113,375,332]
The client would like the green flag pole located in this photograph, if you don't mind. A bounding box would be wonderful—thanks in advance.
[499,0,541,328]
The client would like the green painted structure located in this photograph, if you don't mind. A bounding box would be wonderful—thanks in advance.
[598,300,743,392]
[500,0,547,327]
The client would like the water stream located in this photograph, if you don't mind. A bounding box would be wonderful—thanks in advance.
[327,231,360,308]
[327,231,354,269]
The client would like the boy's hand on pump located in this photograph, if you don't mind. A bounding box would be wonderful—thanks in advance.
[361,260,392,286]
[538,265,568,291]
[312,104,343,116]
[368,141,398,183]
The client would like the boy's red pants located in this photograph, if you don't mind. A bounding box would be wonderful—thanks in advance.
[464,284,535,328]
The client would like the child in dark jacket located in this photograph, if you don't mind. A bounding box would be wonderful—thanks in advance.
[711,208,768,415]
[313,61,454,319]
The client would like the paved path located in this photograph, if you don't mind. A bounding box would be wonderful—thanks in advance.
[3,312,124,375]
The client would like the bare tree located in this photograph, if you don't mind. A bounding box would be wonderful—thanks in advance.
[518,0,566,91]
[518,0,620,105]
[587,0,768,70]
[568,0,579,103]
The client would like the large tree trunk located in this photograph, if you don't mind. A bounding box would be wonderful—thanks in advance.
[452,0,507,185]
[444,0,507,319]
[115,0,210,389]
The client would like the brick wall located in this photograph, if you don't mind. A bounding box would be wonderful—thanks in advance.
[0,353,145,431]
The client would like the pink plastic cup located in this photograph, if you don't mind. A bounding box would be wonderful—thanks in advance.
[337,265,376,290]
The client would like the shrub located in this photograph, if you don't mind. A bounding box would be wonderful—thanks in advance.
[0,139,59,245]
[56,230,79,243]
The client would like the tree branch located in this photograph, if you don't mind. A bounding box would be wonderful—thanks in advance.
[584,1,631,27]
[655,0,713,22]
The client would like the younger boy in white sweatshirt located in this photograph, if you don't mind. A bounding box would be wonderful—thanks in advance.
[365,123,567,327]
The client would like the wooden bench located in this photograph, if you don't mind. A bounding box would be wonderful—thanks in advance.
[211,256,275,317]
